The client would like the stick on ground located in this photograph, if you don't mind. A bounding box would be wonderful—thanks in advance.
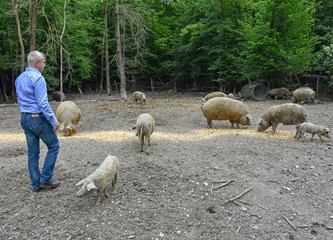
[282,215,297,231]
[212,180,234,191]
[224,187,253,204]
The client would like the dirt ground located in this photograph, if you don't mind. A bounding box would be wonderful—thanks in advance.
[0,91,332,240]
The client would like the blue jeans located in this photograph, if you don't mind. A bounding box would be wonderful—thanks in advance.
[20,113,59,191]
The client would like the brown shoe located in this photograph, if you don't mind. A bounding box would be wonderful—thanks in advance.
[40,180,61,189]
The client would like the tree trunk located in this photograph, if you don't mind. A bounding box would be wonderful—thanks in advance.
[99,36,105,92]
[1,78,9,102]
[77,86,83,96]
[150,78,154,92]
[131,73,136,90]
[11,70,15,99]
[0,85,3,102]
[114,0,127,100]
[316,76,320,98]
[173,78,177,94]
[294,74,302,86]
[59,0,67,98]
[13,1,25,72]
[104,0,111,95]
[29,0,39,51]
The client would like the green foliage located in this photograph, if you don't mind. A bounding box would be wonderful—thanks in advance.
[312,29,333,84]
[0,0,331,93]
[311,0,333,86]
[239,0,318,85]
[165,89,175,98]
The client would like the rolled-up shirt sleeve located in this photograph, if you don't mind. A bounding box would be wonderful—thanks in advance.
[34,76,58,126]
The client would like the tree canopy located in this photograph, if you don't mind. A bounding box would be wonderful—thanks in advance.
[0,0,332,100]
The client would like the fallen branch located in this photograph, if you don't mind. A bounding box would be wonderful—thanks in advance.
[227,212,235,224]
[282,215,297,231]
[235,199,250,205]
[224,187,253,204]
[297,225,312,228]
[235,226,241,235]
[325,225,333,230]
[289,177,301,182]
[256,203,268,210]
[249,212,262,219]
[212,180,234,191]
[212,179,229,184]
[269,177,282,183]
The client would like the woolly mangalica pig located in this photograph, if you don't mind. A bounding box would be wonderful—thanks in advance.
[266,87,290,100]
[200,91,228,106]
[56,101,82,136]
[76,155,119,205]
[201,97,252,128]
[52,91,66,102]
[133,113,155,155]
[292,87,315,103]
[295,122,331,142]
[257,103,307,134]
[132,91,147,104]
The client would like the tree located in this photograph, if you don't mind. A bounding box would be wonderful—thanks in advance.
[114,0,127,100]
[239,0,317,86]
[104,0,111,95]
[29,0,39,51]
[59,0,67,96]
[12,0,25,72]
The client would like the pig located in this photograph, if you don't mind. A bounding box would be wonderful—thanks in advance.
[200,91,228,106]
[132,91,147,104]
[257,103,307,134]
[52,91,66,102]
[295,122,331,142]
[228,93,235,98]
[201,97,252,128]
[76,155,119,205]
[292,87,315,104]
[266,87,290,100]
[56,101,82,136]
[133,113,155,155]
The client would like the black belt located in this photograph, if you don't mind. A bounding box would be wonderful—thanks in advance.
[21,112,42,117]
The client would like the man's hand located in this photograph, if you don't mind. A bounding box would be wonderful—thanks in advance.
[54,123,60,131]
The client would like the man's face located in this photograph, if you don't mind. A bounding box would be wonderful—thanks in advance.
[35,58,46,73]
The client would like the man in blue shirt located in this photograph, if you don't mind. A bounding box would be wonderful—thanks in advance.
[16,50,61,192]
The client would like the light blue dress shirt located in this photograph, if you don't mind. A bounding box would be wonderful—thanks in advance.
[15,67,58,126]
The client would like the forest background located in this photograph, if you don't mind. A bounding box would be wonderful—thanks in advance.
[1,0,333,101]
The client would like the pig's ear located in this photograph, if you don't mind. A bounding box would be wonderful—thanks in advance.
[87,181,98,191]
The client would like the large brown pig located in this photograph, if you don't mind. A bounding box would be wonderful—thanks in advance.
[257,103,307,134]
[292,87,315,104]
[56,101,82,136]
[201,97,252,128]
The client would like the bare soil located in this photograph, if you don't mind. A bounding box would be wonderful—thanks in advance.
[0,92,332,240]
